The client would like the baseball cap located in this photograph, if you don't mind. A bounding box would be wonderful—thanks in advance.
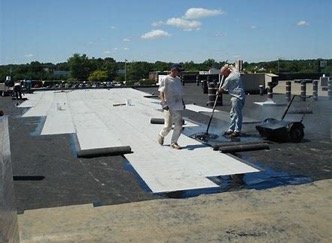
[170,63,183,71]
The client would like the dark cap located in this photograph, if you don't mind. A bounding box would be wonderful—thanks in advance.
[170,63,183,71]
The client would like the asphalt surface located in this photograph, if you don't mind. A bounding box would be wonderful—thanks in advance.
[1,83,331,213]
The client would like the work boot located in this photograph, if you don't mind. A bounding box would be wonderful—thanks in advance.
[229,131,240,138]
[224,130,233,136]
[170,143,182,150]
[158,135,164,145]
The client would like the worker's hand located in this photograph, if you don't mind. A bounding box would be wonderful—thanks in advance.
[216,89,222,95]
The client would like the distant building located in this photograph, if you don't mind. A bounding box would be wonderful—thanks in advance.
[149,65,278,93]
[53,70,70,78]
[235,60,243,71]
[199,68,219,75]
[241,73,279,93]
[149,71,168,83]
[150,69,219,85]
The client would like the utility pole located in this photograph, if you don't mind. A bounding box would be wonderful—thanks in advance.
[124,59,127,83]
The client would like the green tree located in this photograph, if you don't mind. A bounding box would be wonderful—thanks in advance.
[183,61,197,71]
[55,62,70,71]
[88,70,108,81]
[102,57,117,80]
[202,59,218,69]
[67,54,91,81]
[126,61,152,83]
[153,61,170,71]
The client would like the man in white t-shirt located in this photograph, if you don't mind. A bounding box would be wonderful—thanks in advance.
[14,81,23,100]
[158,64,185,149]
[217,64,245,138]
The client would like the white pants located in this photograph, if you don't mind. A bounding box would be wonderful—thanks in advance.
[159,110,183,144]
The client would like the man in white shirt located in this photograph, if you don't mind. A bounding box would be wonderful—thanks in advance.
[14,81,23,100]
[218,64,245,138]
[158,64,185,149]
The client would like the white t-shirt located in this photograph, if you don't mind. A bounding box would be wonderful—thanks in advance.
[221,69,245,101]
[158,75,184,111]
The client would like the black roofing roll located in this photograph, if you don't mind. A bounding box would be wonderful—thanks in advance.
[150,118,164,124]
[150,118,185,125]
[219,143,269,153]
[77,146,132,158]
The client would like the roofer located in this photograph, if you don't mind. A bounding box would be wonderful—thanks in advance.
[217,64,245,138]
[13,81,23,100]
[157,64,185,149]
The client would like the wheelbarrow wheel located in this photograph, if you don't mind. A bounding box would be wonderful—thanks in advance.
[289,125,304,143]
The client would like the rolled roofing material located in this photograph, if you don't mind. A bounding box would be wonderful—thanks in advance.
[150,118,185,125]
[150,118,164,124]
[72,133,132,158]
[113,103,126,106]
[288,108,313,114]
[77,146,132,158]
[12,97,28,101]
[213,141,268,150]
[218,143,269,153]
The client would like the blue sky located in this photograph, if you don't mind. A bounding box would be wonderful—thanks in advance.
[1,0,331,65]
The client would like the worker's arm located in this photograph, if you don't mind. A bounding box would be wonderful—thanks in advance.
[159,91,169,110]
[159,91,165,102]
[217,77,229,95]
[158,77,169,110]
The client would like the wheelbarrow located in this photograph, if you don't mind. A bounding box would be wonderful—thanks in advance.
[255,96,306,143]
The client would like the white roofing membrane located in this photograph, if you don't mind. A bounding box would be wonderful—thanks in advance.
[19,89,259,193]
[185,104,220,113]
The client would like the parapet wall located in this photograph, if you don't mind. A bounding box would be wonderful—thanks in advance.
[0,116,19,243]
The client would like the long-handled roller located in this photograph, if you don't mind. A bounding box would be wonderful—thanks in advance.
[194,75,225,142]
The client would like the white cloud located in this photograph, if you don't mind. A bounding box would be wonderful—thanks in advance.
[141,29,170,40]
[250,25,257,29]
[184,8,223,20]
[24,54,34,58]
[166,18,201,31]
[123,47,129,51]
[297,20,309,26]
[123,38,130,42]
[152,21,164,27]
[149,8,221,33]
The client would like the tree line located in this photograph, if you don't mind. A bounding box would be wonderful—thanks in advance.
[0,53,330,85]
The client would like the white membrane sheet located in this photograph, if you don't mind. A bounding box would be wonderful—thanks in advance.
[19,89,259,193]
[185,104,220,113]
[254,99,286,106]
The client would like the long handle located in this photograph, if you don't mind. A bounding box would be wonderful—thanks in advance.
[205,75,225,133]
[281,95,296,120]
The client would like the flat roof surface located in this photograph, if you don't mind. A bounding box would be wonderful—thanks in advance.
[17,89,259,193]
[1,83,331,212]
